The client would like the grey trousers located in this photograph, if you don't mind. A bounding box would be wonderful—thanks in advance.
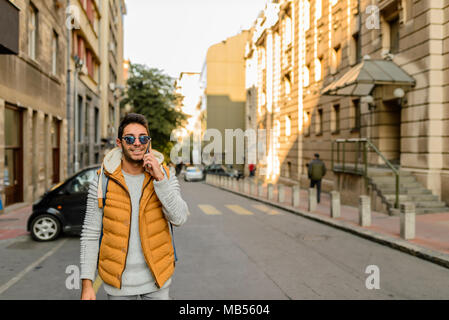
[107,287,170,300]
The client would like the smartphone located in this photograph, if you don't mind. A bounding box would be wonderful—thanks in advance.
[145,140,152,170]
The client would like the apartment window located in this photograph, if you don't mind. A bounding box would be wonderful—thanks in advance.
[285,115,291,137]
[388,16,400,54]
[330,46,341,74]
[260,47,266,70]
[314,58,322,82]
[77,96,83,142]
[351,99,361,131]
[109,105,115,135]
[304,1,310,31]
[304,111,311,136]
[77,36,85,60]
[94,107,99,143]
[284,74,291,96]
[331,104,340,133]
[51,32,58,75]
[28,4,38,60]
[315,0,322,20]
[284,15,292,47]
[315,109,323,135]
[286,161,292,179]
[86,50,95,78]
[303,65,310,87]
[350,33,361,65]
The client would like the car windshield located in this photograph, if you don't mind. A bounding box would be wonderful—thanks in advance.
[187,167,199,172]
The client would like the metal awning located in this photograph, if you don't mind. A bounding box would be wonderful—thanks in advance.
[321,57,416,96]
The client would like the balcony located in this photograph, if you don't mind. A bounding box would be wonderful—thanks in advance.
[0,0,19,55]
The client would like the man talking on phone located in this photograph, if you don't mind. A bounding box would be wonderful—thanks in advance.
[80,113,189,300]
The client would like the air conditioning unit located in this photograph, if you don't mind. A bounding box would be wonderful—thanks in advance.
[108,42,115,53]
[109,82,116,91]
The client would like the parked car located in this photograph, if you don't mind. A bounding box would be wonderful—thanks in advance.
[184,166,204,182]
[27,165,100,241]
[203,164,243,180]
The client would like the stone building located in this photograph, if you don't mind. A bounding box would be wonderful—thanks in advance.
[0,0,67,207]
[247,0,449,214]
[201,31,250,170]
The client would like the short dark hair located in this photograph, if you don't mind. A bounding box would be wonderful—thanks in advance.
[314,153,320,158]
[118,113,149,140]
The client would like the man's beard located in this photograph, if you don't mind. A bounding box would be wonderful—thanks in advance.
[121,145,144,165]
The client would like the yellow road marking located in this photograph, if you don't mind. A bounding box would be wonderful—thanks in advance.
[225,205,254,215]
[93,275,103,294]
[198,204,222,215]
[252,204,281,215]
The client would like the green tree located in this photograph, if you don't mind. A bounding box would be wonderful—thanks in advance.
[121,63,187,162]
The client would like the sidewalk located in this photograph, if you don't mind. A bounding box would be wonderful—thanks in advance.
[0,203,32,240]
[209,178,449,269]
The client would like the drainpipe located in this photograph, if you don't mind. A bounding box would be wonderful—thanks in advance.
[66,0,72,175]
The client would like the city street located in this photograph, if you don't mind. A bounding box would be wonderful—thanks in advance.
[1,180,449,300]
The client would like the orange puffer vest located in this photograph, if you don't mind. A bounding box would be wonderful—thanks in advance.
[97,149,175,289]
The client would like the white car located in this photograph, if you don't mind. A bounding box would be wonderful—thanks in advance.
[184,166,204,182]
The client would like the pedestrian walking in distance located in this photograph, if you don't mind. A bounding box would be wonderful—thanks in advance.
[308,153,326,203]
[80,113,189,300]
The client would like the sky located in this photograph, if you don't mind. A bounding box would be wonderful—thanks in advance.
[124,0,267,79]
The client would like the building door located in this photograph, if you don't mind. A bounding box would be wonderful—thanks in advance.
[4,105,23,206]
[51,119,60,184]
[383,99,402,165]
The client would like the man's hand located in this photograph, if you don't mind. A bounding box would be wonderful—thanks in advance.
[143,152,165,181]
[81,279,96,300]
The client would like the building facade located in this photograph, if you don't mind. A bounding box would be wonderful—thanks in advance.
[99,0,126,154]
[0,0,67,207]
[0,0,126,210]
[247,0,449,213]
[202,31,250,170]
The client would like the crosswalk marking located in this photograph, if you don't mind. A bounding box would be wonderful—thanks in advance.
[198,204,222,215]
[225,205,254,215]
[251,204,282,215]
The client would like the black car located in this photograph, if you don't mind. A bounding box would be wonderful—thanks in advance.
[27,165,100,241]
[203,164,243,180]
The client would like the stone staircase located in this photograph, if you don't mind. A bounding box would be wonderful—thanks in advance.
[367,168,449,215]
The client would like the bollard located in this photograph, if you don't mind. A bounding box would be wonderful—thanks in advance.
[292,185,300,207]
[308,188,317,211]
[268,183,274,201]
[235,178,239,191]
[250,180,257,196]
[232,178,237,191]
[278,184,285,203]
[359,195,371,227]
[400,202,415,240]
[238,179,244,192]
[244,179,250,194]
[330,191,341,218]
[258,182,264,198]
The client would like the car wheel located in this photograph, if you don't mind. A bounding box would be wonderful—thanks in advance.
[31,214,61,242]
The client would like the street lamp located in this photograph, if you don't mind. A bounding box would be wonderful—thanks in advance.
[73,55,84,173]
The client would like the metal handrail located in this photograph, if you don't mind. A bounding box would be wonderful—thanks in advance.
[332,138,400,209]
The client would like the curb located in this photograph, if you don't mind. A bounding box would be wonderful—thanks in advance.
[206,181,449,270]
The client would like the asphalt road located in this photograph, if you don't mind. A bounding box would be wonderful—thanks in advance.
[1,179,449,300]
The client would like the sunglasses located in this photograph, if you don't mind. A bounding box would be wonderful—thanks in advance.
[122,135,151,145]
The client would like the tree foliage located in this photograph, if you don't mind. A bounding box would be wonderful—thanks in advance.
[121,63,187,162]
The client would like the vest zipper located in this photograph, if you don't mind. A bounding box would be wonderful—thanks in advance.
[138,177,161,288]
[104,174,132,290]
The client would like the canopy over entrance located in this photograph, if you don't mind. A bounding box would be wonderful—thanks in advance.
[321,57,416,97]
